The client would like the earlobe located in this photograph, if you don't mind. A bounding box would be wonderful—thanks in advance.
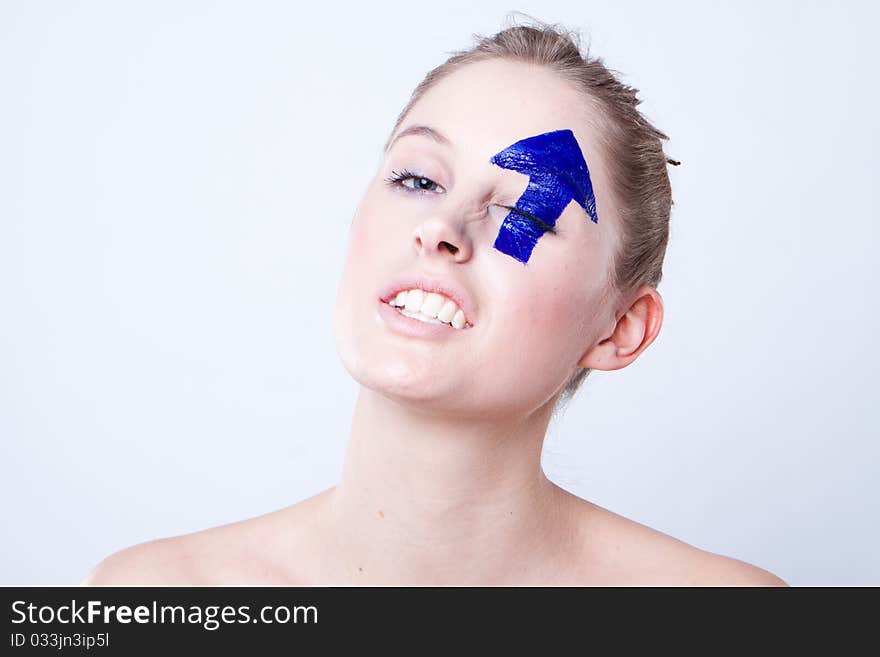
[577,286,664,372]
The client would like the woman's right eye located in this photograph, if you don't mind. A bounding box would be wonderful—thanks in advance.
[384,169,444,194]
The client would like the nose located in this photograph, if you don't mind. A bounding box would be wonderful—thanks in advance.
[412,206,484,262]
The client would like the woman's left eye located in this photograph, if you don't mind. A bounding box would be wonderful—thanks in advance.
[384,169,444,194]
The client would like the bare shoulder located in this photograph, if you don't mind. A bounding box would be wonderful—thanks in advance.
[565,493,789,586]
[686,550,789,587]
[82,520,283,586]
[81,536,198,586]
[82,491,331,586]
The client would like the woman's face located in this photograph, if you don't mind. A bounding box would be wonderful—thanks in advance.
[334,58,621,418]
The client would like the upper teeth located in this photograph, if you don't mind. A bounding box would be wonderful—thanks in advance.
[388,289,471,329]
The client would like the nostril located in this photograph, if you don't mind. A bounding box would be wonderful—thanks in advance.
[441,241,458,254]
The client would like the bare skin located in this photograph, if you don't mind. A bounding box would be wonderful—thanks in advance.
[83,485,786,586]
[84,58,787,587]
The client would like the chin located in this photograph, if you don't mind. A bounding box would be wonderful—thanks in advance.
[334,300,442,392]
[347,349,452,401]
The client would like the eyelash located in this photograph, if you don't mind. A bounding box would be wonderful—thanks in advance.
[383,169,442,194]
[382,168,556,235]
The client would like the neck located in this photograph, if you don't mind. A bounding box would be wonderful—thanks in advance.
[322,386,574,585]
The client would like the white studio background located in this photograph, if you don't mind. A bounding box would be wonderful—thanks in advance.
[2,1,877,586]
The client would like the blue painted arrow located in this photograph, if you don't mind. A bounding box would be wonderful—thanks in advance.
[489,129,598,264]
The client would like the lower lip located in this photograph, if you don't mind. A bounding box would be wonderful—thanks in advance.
[377,299,468,339]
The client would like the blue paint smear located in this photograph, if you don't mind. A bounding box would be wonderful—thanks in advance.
[489,129,598,264]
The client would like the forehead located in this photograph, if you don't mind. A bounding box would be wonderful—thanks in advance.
[400,59,600,164]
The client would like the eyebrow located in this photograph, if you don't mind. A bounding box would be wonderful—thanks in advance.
[385,124,452,152]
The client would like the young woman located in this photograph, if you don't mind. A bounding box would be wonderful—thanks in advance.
[85,20,787,586]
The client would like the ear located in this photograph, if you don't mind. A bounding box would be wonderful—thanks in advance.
[577,285,664,372]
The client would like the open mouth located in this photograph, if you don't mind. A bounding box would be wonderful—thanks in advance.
[385,288,471,330]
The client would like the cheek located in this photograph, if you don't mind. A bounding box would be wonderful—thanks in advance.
[348,200,385,262]
[498,256,607,366]
[337,196,384,309]
[476,272,595,410]
[340,197,401,300]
